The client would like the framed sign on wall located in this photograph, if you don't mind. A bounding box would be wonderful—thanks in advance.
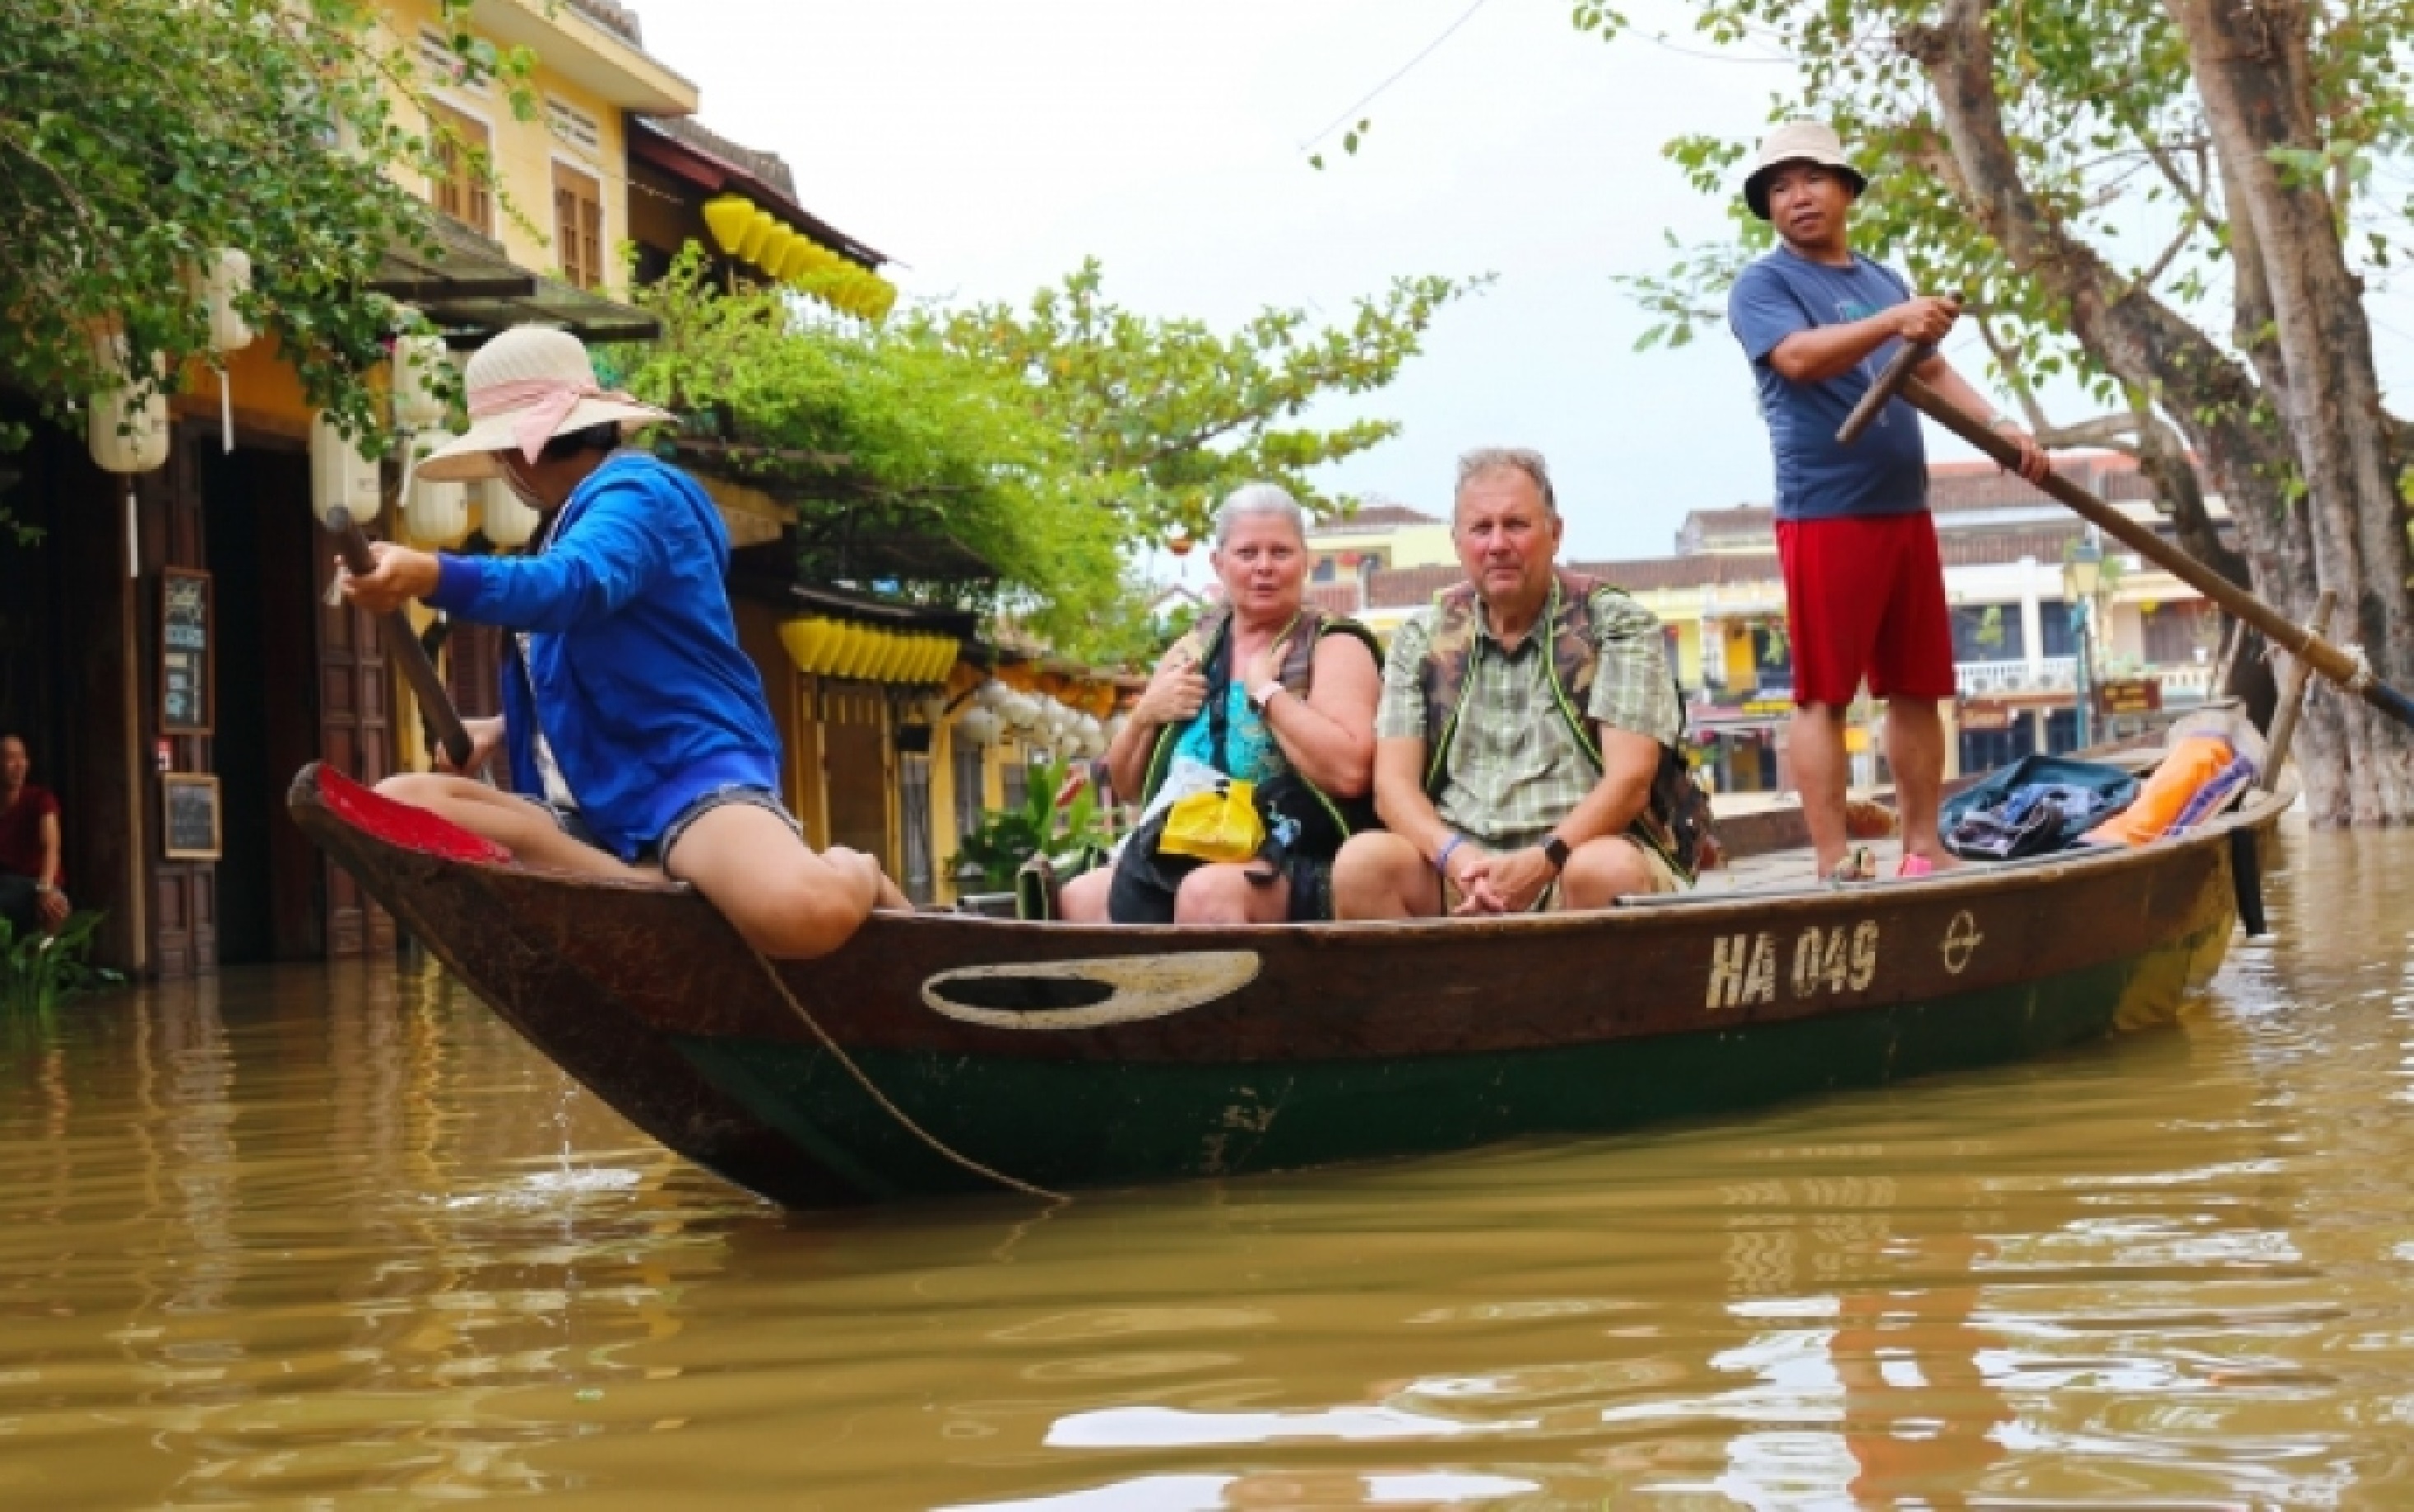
[162,772,223,861]
[160,566,214,735]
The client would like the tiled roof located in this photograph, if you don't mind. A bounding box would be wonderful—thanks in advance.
[1305,582,1364,616]
[646,114,800,200]
[1316,503,1442,532]
[567,0,643,45]
[1363,564,1465,608]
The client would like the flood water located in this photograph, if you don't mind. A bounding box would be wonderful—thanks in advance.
[7,820,2414,1509]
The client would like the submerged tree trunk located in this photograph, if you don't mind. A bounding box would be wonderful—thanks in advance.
[1902,0,2410,820]
[2167,0,2414,821]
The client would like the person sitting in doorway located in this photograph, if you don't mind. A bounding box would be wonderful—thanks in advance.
[341,325,905,960]
[1332,448,1704,920]
[0,732,70,936]
[1056,484,1382,925]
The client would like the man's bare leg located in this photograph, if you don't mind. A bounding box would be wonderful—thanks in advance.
[1057,868,1112,922]
[1790,703,1852,879]
[1331,832,1443,921]
[377,773,656,880]
[1884,695,1955,870]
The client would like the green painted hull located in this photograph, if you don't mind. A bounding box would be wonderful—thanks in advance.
[289,761,2275,1207]
[675,934,2216,1197]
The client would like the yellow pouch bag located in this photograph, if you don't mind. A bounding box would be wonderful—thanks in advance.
[1158,779,1265,864]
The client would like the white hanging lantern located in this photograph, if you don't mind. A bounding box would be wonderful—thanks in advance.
[309,412,383,526]
[973,679,1011,712]
[1003,692,1040,730]
[1079,714,1106,757]
[190,249,254,355]
[401,434,469,547]
[86,336,169,475]
[956,707,1000,747]
[475,475,540,550]
[392,334,450,431]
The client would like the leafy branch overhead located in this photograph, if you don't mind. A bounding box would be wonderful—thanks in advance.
[0,0,531,448]
[1590,0,2414,823]
[932,258,1488,546]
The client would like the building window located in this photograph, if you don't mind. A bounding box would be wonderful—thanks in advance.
[428,102,494,237]
[418,27,490,95]
[552,162,605,290]
[1000,747,1028,814]
[1312,556,1337,583]
[545,97,603,157]
[2142,601,2212,665]
[1950,603,2026,662]
[952,738,986,838]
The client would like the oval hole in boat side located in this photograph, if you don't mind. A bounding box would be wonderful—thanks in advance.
[928,974,1116,1013]
[921,951,1262,1032]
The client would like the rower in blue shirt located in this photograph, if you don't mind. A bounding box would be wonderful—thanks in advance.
[341,325,903,958]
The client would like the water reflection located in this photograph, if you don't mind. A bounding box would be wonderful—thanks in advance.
[2,819,2414,1506]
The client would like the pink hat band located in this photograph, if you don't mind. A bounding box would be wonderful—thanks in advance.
[471,377,648,466]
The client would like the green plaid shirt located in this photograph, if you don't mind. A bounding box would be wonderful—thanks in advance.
[1376,585,1683,851]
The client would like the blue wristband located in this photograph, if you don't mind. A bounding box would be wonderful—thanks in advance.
[1433,833,1466,876]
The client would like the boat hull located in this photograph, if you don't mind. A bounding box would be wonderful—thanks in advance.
[289,763,2272,1205]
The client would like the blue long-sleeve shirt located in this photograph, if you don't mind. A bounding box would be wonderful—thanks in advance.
[427,452,782,861]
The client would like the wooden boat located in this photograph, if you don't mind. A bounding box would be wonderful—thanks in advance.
[289,758,2290,1207]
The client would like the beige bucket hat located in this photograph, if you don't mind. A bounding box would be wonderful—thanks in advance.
[1743,120,1870,221]
[415,325,675,483]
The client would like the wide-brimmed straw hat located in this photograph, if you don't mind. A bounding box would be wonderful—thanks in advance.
[1742,120,1870,221]
[415,325,675,483]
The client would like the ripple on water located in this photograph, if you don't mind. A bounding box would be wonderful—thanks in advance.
[3,829,2414,1506]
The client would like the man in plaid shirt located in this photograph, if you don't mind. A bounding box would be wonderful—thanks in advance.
[1334,448,1690,918]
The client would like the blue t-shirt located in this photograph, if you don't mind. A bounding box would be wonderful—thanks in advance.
[1171,684,1283,785]
[1728,248,1929,522]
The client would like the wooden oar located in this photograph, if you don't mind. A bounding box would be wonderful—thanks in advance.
[324,508,475,770]
[1838,364,2414,731]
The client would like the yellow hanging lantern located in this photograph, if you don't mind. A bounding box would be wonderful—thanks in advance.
[702,196,755,255]
[736,208,778,263]
[189,249,254,355]
[755,226,799,274]
[773,238,816,281]
[309,411,382,525]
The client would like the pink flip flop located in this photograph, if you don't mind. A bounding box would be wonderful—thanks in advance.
[1897,854,1936,879]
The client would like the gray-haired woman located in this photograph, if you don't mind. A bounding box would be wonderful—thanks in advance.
[1058,485,1382,925]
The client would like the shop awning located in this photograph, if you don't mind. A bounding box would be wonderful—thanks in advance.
[370,220,661,348]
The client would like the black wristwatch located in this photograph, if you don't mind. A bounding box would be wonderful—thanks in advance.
[1540,833,1571,874]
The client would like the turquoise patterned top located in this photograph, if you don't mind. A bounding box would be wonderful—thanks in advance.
[1171,683,1284,785]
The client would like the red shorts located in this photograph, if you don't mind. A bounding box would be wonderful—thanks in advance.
[1776,513,1955,707]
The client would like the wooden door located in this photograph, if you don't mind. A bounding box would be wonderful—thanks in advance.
[312,545,396,957]
[822,685,893,870]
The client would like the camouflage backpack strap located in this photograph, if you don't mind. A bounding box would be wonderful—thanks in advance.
[1139,605,1233,806]
[1418,582,1486,793]
[1543,571,1608,769]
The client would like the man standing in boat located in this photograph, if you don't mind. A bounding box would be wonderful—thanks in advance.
[1331,448,1703,919]
[341,325,903,958]
[1726,121,2050,881]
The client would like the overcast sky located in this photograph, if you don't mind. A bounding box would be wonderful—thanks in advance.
[632,0,1827,562]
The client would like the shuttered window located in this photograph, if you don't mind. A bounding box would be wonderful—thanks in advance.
[552,161,605,290]
[428,103,494,237]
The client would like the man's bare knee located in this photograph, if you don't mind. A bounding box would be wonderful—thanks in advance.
[1560,838,1652,911]
[1335,833,1430,921]
[1057,868,1112,923]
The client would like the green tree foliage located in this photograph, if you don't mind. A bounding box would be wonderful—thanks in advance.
[1584,0,2414,820]
[931,258,1487,547]
[0,0,523,450]
[620,249,1128,656]
[624,249,1480,662]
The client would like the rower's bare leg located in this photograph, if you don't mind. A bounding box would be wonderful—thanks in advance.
[1332,832,1444,921]
[1885,695,1957,870]
[665,804,896,959]
[1790,702,1852,879]
[377,773,654,881]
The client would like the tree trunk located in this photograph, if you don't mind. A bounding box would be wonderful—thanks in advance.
[2168,0,2414,821]
[1900,0,2406,819]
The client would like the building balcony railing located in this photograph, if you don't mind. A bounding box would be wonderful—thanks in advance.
[1957,656,2077,695]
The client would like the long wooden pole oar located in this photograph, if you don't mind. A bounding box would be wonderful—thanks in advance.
[324,507,475,770]
[1838,358,2414,731]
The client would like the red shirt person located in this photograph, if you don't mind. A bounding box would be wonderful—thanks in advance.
[1725,122,2050,880]
[0,733,69,933]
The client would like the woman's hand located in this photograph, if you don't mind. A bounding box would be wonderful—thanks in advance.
[1135,647,1207,729]
[437,717,506,777]
[339,541,441,616]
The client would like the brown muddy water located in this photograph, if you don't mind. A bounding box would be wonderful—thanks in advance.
[7,820,2414,1510]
